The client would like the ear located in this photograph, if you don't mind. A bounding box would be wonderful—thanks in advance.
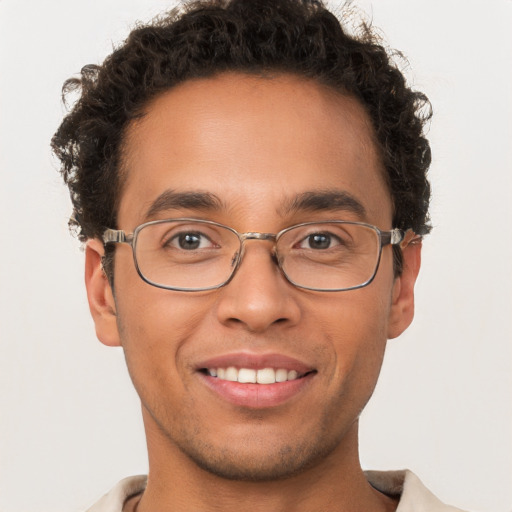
[85,239,121,347]
[387,239,422,339]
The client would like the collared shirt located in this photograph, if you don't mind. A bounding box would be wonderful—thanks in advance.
[86,470,468,511]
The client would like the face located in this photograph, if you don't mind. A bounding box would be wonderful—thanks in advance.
[86,73,420,481]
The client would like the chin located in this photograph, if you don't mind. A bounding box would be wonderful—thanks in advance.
[173,426,343,482]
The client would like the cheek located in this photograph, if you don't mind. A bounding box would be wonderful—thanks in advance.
[113,245,215,348]
[113,279,215,385]
[312,286,392,391]
[313,283,392,345]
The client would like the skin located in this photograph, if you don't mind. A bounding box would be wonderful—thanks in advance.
[85,73,421,512]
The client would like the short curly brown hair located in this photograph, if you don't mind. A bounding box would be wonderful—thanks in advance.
[52,0,432,278]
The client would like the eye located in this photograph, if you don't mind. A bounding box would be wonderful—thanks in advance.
[167,231,214,250]
[299,232,341,250]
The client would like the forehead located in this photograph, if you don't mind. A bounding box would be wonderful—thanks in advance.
[119,72,392,229]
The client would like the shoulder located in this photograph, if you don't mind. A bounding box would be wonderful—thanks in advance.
[85,475,147,512]
[365,469,470,512]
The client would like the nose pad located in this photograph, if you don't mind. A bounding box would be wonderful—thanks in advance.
[269,247,279,265]
[230,251,239,269]
[272,249,287,273]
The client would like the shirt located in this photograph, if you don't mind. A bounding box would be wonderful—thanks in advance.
[86,470,468,511]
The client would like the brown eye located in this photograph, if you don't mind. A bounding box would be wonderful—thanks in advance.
[300,233,340,250]
[166,231,213,250]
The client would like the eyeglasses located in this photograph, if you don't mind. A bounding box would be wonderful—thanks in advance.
[102,219,405,292]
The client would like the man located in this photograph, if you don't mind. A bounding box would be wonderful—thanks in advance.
[52,0,465,510]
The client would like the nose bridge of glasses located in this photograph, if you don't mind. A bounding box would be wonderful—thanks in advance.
[240,232,277,242]
[237,232,279,266]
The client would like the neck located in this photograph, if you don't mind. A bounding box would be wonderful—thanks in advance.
[134,412,397,512]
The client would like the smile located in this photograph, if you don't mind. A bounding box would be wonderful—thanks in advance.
[197,353,316,407]
[205,367,305,384]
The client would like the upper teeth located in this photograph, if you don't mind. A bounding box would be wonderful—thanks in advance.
[208,367,300,384]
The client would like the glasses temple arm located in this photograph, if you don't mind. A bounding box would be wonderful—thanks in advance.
[102,228,128,244]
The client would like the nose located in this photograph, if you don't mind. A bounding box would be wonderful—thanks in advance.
[215,241,301,333]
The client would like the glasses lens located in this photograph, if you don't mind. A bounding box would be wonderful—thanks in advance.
[277,222,381,290]
[134,220,241,290]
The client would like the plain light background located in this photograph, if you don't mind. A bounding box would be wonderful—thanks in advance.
[1,1,511,511]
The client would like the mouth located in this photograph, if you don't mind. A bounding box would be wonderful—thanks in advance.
[196,353,317,408]
[199,366,314,384]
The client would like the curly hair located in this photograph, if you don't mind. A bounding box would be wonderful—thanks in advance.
[52,0,432,278]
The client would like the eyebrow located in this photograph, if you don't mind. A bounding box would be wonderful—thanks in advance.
[143,188,366,221]
[144,190,224,219]
[280,190,366,218]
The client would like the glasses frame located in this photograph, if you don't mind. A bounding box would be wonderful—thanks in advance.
[102,218,405,292]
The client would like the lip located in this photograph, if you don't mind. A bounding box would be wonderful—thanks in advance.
[196,352,314,373]
[196,352,316,409]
